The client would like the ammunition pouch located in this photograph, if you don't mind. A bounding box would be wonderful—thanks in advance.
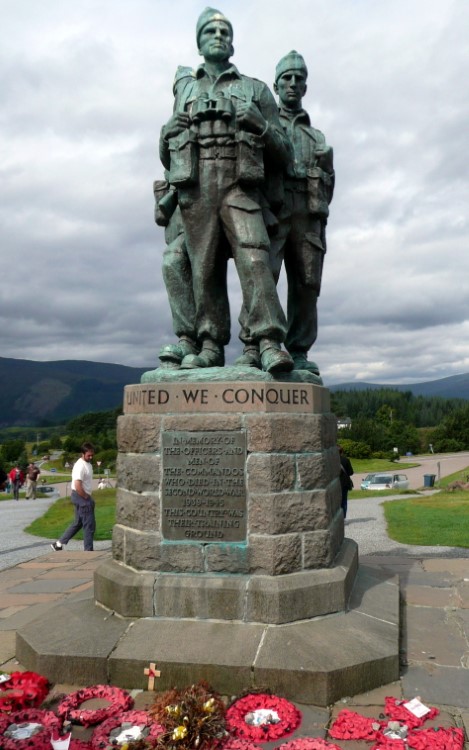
[306,167,333,218]
[236,131,265,185]
[153,180,178,226]
[168,129,198,187]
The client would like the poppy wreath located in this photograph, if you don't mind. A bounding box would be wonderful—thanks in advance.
[370,739,406,750]
[226,694,301,742]
[221,739,263,750]
[57,685,133,727]
[407,727,465,750]
[278,739,342,750]
[384,697,439,729]
[0,671,49,712]
[90,710,165,749]
[0,707,61,750]
[328,709,380,742]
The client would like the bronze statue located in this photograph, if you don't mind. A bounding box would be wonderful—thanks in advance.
[237,51,334,375]
[158,7,294,374]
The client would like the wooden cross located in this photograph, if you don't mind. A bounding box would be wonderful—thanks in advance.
[144,662,161,690]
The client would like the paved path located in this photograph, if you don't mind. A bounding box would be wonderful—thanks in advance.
[0,482,111,571]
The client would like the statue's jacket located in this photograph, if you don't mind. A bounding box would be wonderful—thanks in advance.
[278,106,335,219]
[159,63,290,194]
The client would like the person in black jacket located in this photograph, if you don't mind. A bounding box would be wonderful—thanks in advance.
[339,445,354,519]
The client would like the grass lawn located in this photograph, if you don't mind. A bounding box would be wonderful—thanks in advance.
[383,492,469,547]
[351,458,420,473]
[25,489,116,541]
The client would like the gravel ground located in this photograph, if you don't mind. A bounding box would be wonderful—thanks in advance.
[346,491,468,557]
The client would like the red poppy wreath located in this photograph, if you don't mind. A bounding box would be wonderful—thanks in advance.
[221,739,263,750]
[226,694,301,742]
[278,739,342,750]
[0,671,49,712]
[57,685,133,727]
[90,710,164,749]
[0,707,61,750]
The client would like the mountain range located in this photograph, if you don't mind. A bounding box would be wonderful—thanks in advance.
[1,356,469,426]
[0,357,147,427]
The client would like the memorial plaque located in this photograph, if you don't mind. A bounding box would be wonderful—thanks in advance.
[162,431,247,542]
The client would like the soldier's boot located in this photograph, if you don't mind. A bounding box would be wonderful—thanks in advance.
[180,338,224,369]
[289,350,321,376]
[259,339,294,374]
[159,336,199,366]
[234,345,262,369]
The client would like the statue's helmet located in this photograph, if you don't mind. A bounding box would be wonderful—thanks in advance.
[196,7,233,47]
[275,50,308,82]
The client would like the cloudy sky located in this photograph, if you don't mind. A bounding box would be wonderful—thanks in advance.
[1,0,468,386]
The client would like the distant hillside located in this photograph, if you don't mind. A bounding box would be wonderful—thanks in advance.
[2,357,469,427]
[330,373,469,400]
[0,357,147,426]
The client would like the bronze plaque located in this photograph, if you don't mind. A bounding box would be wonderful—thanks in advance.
[162,431,247,542]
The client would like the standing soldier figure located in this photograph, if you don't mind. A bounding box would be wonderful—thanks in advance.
[159,7,293,373]
[272,51,335,375]
[237,51,334,375]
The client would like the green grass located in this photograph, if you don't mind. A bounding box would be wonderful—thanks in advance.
[25,489,116,541]
[383,493,469,547]
[436,466,469,488]
[351,458,420,473]
[349,488,418,499]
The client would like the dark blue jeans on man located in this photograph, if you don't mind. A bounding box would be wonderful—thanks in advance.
[59,490,96,551]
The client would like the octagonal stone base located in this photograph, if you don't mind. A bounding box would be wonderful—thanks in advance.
[16,562,399,706]
[95,538,358,623]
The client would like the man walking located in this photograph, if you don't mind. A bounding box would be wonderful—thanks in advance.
[51,442,96,552]
[25,462,41,499]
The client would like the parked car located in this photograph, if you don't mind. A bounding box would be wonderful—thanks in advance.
[365,473,410,491]
[360,473,376,490]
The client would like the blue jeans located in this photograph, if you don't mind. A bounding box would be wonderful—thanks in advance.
[59,491,96,551]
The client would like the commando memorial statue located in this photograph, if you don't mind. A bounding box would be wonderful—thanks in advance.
[154,7,333,377]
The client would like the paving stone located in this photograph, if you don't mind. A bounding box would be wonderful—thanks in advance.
[345,681,402,706]
[8,578,89,594]
[0,631,16,663]
[405,606,468,666]
[402,664,469,709]
[404,584,455,607]
[0,606,27,618]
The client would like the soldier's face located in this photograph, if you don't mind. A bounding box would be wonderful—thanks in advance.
[198,21,232,62]
[275,71,307,108]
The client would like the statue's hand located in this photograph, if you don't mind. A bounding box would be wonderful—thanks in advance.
[236,102,266,135]
[315,146,333,172]
[163,112,191,140]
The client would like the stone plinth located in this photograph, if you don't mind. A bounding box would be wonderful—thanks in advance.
[96,378,354,622]
[17,373,400,704]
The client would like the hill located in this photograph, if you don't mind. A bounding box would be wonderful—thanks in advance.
[0,357,147,426]
[2,357,469,427]
[330,373,469,400]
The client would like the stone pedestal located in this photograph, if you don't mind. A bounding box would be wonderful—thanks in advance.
[96,377,353,621]
[17,373,400,704]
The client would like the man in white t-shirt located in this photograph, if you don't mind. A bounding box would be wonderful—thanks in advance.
[51,442,96,552]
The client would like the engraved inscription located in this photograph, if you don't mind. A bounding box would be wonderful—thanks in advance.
[162,431,247,542]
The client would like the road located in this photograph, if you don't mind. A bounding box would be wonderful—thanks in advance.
[353,451,469,490]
